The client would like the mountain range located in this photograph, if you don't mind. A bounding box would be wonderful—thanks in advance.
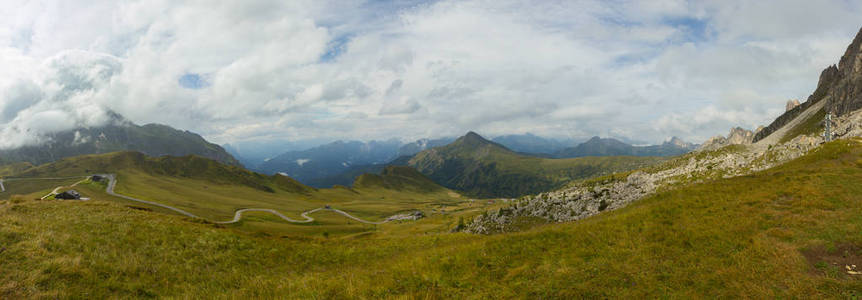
[4,17,862,299]
[554,136,697,158]
[222,139,330,169]
[491,133,576,154]
[254,139,403,185]
[244,134,693,188]
[405,132,664,198]
[0,112,239,167]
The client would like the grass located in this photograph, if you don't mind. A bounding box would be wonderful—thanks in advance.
[2,151,472,238]
[780,106,826,143]
[0,178,84,200]
[0,162,34,177]
[1,139,862,297]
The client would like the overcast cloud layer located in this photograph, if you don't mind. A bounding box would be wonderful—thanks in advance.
[1,0,861,149]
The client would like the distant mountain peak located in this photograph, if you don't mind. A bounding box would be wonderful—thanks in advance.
[0,112,240,167]
[463,131,485,140]
[839,26,862,76]
[664,136,690,147]
[454,131,506,151]
[582,136,627,146]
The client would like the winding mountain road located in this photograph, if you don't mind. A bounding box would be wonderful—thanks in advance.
[104,174,199,218]
[101,174,392,224]
[3,173,397,224]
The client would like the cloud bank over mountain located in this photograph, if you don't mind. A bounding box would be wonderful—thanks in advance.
[0,0,861,149]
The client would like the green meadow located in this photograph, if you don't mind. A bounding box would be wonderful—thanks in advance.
[1,140,861,298]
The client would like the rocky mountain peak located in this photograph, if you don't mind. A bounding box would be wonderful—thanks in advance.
[839,27,862,76]
[458,131,493,146]
[756,27,862,143]
[664,136,690,148]
[826,27,862,117]
[786,99,801,112]
[727,127,754,144]
[698,127,754,151]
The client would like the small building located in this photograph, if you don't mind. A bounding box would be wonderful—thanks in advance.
[55,190,81,200]
[91,175,105,182]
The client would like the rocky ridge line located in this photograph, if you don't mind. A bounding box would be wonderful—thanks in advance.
[466,106,862,234]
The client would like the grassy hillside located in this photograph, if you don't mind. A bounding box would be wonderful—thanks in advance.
[0,162,33,177]
[353,166,444,193]
[2,151,465,235]
[3,138,861,297]
[408,132,665,198]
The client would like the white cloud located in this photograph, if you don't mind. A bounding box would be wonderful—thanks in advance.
[0,0,860,149]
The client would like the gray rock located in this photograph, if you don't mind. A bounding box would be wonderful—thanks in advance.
[786,99,801,112]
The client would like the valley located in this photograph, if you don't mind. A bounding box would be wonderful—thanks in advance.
[3,138,862,298]
[0,152,490,238]
[2,2,862,298]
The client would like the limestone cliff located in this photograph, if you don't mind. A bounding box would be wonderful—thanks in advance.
[755,27,862,142]
[698,127,754,151]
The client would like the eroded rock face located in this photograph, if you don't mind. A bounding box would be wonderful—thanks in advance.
[827,27,862,117]
[755,27,861,143]
[698,127,754,151]
[786,99,801,112]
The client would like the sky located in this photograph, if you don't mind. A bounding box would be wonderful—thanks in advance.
[1,0,861,149]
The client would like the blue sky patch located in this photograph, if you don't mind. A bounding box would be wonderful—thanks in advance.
[663,17,712,43]
[320,35,352,62]
[178,73,209,89]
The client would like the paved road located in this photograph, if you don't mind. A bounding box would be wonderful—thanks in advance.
[0,179,4,192]
[8,173,397,224]
[216,208,318,224]
[104,174,201,218]
[329,208,388,225]
[100,174,391,225]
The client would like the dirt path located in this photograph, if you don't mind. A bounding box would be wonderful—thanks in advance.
[40,178,89,200]
[0,176,92,195]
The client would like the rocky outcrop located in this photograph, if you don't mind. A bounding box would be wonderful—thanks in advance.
[466,132,826,234]
[666,136,695,149]
[466,26,862,235]
[753,65,837,143]
[827,27,862,117]
[786,99,801,112]
[756,27,862,143]
[698,127,754,151]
